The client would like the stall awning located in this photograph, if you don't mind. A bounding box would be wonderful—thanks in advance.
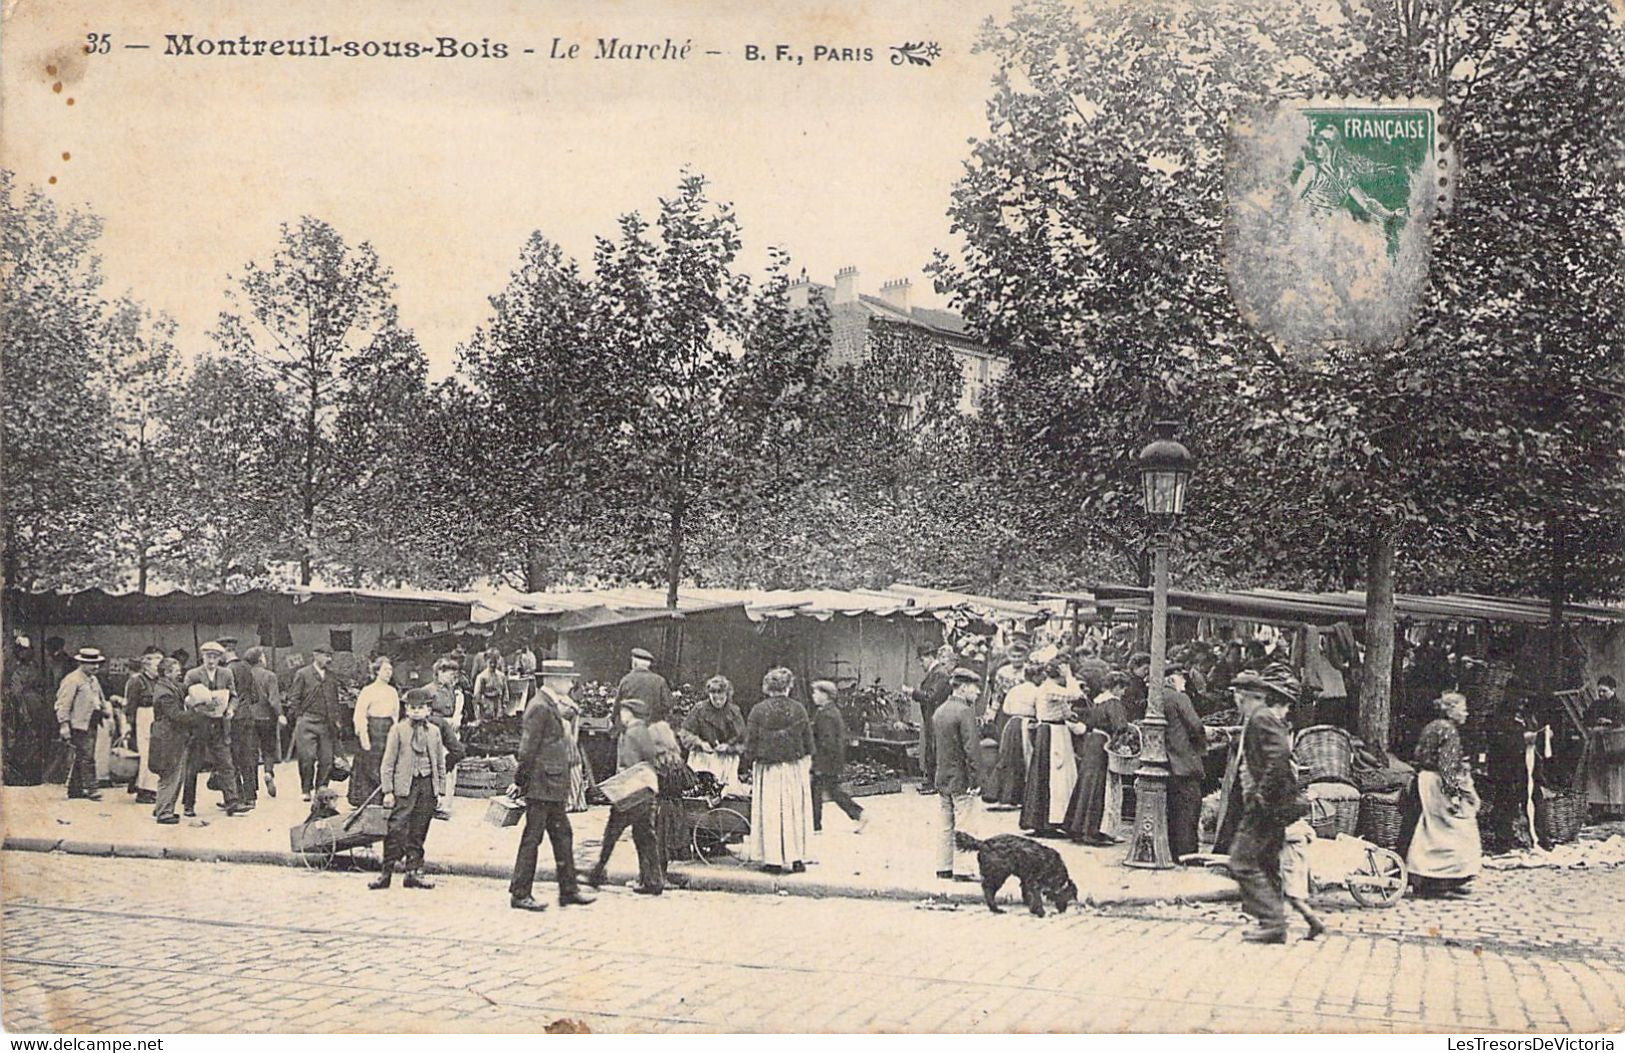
[1067,585,1625,627]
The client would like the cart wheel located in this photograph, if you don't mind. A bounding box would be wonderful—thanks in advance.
[1347,846,1407,908]
[692,807,749,866]
[299,826,338,871]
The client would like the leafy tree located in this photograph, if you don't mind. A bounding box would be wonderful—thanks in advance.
[154,354,297,588]
[98,297,180,593]
[0,172,118,591]
[213,217,418,584]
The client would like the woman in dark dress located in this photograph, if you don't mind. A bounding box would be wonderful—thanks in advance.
[1064,672,1130,846]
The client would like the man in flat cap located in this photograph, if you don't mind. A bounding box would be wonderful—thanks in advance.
[183,641,246,816]
[615,647,674,725]
[1225,664,1303,944]
[55,647,114,801]
[932,667,984,881]
[508,660,595,911]
[287,645,342,801]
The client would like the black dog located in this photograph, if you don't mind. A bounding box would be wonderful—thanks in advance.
[955,832,1078,916]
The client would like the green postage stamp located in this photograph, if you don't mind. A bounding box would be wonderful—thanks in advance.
[1226,100,1446,359]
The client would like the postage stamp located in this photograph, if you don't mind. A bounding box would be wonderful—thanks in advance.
[1225,99,1446,358]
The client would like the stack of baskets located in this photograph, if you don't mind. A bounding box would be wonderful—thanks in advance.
[1294,725,1361,838]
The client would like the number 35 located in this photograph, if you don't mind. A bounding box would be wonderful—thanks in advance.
[85,33,111,54]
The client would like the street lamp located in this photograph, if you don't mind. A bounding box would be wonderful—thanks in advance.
[1124,421,1195,870]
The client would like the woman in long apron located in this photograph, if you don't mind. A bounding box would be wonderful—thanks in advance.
[991,662,1043,809]
[1064,675,1129,845]
[744,668,815,872]
[1401,692,1482,897]
[1021,662,1081,835]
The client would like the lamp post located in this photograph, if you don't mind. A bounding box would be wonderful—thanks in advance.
[1124,420,1194,870]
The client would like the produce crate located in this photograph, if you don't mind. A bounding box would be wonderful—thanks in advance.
[841,778,901,798]
[864,721,916,743]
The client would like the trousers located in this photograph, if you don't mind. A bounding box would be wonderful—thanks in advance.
[811,773,863,830]
[918,701,940,786]
[1167,775,1203,860]
[229,718,277,803]
[1228,805,1286,928]
[152,730,192,822]
[937,791,979,876]
[294,715,334,793]
[182,719,239,809]
[594,801,662,890]
[508,799,580,901]
[382,774,437,872]
[65,727,97,797]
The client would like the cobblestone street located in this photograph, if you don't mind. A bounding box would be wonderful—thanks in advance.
[3,852,1622,1034]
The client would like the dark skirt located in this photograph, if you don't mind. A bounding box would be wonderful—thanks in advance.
[992,716,1029,806]
[349,716,394,807]
[1020,724,1055,831]
[1063,733,1110,839]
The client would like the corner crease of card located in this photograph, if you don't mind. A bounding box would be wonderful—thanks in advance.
[1225,99,1446,362]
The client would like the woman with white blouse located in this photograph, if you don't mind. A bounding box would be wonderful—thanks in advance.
[349,656,401,807]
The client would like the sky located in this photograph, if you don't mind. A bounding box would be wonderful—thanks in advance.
[2,0,1010,375]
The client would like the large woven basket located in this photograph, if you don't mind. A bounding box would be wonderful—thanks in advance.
[1358,791,1406,850]
[1538,788,1587,845]
[1294,725,1355,786]
[1306,782,1362,838]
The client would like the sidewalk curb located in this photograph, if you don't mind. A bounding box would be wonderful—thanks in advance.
[2,835,1239,908]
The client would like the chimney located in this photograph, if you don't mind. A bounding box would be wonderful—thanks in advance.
[879,278,912,313]
[833,266,859,305]
[787,271,811,311]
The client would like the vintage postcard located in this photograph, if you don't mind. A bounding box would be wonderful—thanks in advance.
[3,0,1623,1040]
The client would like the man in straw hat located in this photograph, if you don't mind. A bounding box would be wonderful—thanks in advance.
[55,647,114,801]
[508,659,596,912]
[1225,663,1303,944]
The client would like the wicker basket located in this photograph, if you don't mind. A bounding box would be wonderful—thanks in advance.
[1537,788,1587,845]
[1294,725,1355,786]
[1306,782,1362,838]
[1358,791,1406,849]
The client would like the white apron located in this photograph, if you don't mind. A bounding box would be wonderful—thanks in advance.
[1044,724,1078,826]
[1407,770,1482,879]
[688,748,744,795]
[749,756,813,867]
[135,707,158,792]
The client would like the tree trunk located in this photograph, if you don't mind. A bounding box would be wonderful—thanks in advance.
[1359,530,1398,751]
[665,503,685,610]
[523,540,547,593]
[137,548,149,595]
[1547,518,1566,691]
[301,378,319,585]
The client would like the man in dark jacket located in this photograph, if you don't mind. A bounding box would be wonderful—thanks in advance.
[932,669,984,879]
[508,661,595,911]
[809,680,866,833]
[1162,670,1209,861]
[149,657,194,824]
[222,639,263,809]
[912,644,955,794]
[616,647,674,724]
[287,646,342,800]
[1227,667,1301,943]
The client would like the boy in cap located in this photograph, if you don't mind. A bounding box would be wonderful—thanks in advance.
[55,647,114,801]
[370,688,444,890]
[427,657,468,817]
[616,647,674,724]
[931,668,984,880]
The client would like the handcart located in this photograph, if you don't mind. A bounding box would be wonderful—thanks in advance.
[288,787,390,870]
[1301,829,1408,907]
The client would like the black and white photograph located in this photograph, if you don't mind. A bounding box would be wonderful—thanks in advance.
[2,0,1623,1038]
